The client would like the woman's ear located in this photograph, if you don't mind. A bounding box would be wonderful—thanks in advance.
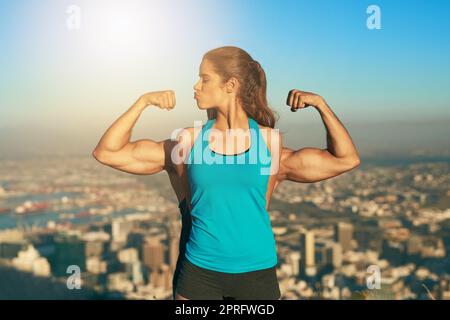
[226,77,239,93]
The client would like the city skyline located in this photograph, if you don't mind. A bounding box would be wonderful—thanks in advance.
[1,156,449,299]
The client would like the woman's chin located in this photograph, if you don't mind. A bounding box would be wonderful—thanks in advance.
[195,100,214,111]
[196,103,208,110]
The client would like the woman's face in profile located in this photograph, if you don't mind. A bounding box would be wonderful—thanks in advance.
[193,59,228,110]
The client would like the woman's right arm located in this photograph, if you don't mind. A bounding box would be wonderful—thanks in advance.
[92,90,177,175]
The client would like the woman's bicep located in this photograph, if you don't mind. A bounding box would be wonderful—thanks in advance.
[94,139,169,175]
[279,147,355,183]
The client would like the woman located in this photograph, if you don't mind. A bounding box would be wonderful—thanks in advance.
[92,46,360,300]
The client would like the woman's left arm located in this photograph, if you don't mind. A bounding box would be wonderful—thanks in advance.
[278,89,361,183]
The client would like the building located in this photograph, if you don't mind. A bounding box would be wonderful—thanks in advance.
[143,238,165,272]
[12,244,51,277]
[118,248,139,264]
[288,251,300,276]
[334,222,354,252]
[168,220,181,272]
[86,256,107,274]
[300,231,316,277]
[315,240,342,273]
[112,219,134,244]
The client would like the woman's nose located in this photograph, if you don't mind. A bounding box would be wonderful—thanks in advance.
[193,79,202,90]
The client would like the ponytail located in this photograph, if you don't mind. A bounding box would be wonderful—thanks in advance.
[204,46,278,128]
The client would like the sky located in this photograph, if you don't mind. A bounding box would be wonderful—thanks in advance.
[0,0,449,156]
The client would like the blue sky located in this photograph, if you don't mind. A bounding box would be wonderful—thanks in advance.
[0,0,449,132]
[232,0,450,121]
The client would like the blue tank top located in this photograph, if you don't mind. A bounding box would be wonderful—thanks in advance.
[185,117,278,273]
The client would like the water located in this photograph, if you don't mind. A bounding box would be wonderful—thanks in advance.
[0,191,137,230]
[0,207,138,230]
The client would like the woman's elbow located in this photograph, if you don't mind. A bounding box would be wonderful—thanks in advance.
[352,156,361,167]
[346,156,361,169]
[92,148,108,164]
[335,156,360,174]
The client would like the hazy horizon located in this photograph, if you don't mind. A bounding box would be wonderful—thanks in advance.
[1,117,449,160]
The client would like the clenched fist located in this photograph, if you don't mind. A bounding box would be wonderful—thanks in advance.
[286,89,325,112]
[140,90,176,110]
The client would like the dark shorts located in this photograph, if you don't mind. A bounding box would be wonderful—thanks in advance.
[175,256,281,300]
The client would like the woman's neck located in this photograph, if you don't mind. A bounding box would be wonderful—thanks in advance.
[213,102,248,131]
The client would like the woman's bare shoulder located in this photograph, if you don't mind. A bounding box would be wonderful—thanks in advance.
[257,124,281,141]
[173,125,203,144]
[256,124,283,159]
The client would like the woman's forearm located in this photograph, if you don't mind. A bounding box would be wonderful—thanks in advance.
[316,102,360,161]
[94,96,148,152]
